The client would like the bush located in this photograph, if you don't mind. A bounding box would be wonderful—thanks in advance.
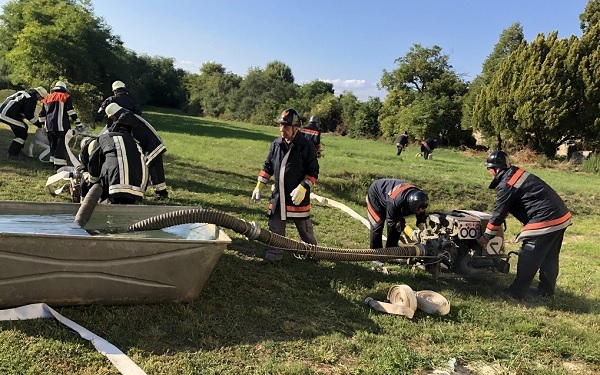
[581,153,600,174]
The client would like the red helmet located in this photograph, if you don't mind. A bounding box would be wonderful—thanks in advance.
[277,108,301,127]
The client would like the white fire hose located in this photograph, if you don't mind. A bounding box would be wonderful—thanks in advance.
[365,284,450,318]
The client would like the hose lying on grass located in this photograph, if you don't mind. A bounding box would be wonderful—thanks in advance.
[98,207,428,262]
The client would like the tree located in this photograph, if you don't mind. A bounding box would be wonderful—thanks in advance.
[184,62,241,117]
[580,0,600,33]
[349,97,382,138]
[462,23,524,141]
[0,0,120,88]
[474,32,585,157]
[379,44,467,144]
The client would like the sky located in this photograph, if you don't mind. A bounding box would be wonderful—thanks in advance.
[16,1,595,101]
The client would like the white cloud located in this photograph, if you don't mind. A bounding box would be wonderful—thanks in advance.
[319,79,366,89]
[175,60,201,72]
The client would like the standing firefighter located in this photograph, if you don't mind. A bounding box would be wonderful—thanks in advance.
[0,87,47,158]
[94,80,142,128]
[366,178,429,249]
[252,108,320,265]
[395,131,409,156]
[301,115,323,158]
[477,150,572,299]
[38,81,82,170]
[104,103,169,200]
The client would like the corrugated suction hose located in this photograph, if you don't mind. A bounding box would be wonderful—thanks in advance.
[117,208,423,262]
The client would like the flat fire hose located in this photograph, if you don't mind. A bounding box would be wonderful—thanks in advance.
[365,284,450,318]
[0,303,147,375]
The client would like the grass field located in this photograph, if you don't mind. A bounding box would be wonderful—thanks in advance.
[0,107,598,375]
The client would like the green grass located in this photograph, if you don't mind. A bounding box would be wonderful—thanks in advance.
[0,106,599,375]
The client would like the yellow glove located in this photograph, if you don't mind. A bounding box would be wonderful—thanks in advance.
[290,184,307,205]
[252,181,265,203]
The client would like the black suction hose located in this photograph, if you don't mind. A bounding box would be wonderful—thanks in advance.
[116,208,424,261]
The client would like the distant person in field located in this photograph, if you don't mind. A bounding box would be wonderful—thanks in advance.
[366,178,429,249]
[478,150,572,300]
[0,87,47,158]
[395,131,409,156]
[104,103,169,200]
[94,80,142,128]
[301,115,323,158]
[78,121,148,204]
[420,138,437,160]
[38,81,82,171]
[252,108,319,265]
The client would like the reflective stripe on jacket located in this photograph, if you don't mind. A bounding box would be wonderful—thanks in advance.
[485,166,572,241]
[258,132,319,220]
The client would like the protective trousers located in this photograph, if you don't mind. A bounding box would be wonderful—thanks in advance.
[509,228,565,298]
[6,122,28,156]
[47,130,68,167]
[148,154,167,193]
[265,210,317,261]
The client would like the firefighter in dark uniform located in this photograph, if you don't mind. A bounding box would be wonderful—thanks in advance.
[38,81,81,170]
[0,87,47,157]
[395,131,409,156]
[94,80,142,128]
[104,103,169,200]
[252,108,320,265]
[301,115,323,158]
[81,120,148,204]
[420,138,437,160]
[366,178,429,249]
[478,150,572,299]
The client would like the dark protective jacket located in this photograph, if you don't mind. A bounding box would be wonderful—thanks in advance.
[257,131,319,220]
[396,133,409,147]
[421,138,437,152]
[366,178,427,229]
[108,110,166,164]
[39,88,79,132]
[86,130,148,201]
[300,123,322,155]
[484,166,572,241]
[0,89,41,128]
[94,90,142,123]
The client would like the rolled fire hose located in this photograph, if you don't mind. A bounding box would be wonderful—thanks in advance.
[365,285,450,317]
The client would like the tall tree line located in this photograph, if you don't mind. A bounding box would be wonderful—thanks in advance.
[1,0,599,156]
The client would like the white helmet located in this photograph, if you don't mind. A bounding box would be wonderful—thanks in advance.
[105,102,123,117]
[309,116,318,124]
[53,81,67,91]
[34,87,48,98]
[112,80,126,91]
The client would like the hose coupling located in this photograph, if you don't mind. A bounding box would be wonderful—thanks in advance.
[245,221,261,240]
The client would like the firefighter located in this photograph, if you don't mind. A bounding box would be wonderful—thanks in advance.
[81,120,148,204]
[0,87,47,158]
[38,81,82,170]
[94,80,142,128]
[104,103,169,200]
[395,131,409,156]
[420,138,437,160]
[477,150,572,299]
[301,115,323,158]
[366,178,429,249]
[252,108,319,265]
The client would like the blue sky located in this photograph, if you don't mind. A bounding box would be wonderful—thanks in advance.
[14,1,595,101]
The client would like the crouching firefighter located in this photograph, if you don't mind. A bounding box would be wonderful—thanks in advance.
[0,87,48,157]
[78,120,148,205]
[366,178,429,249]
[104,103,169,200]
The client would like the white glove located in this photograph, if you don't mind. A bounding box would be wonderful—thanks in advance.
[251,188,262,202]
[290,184,307,205]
